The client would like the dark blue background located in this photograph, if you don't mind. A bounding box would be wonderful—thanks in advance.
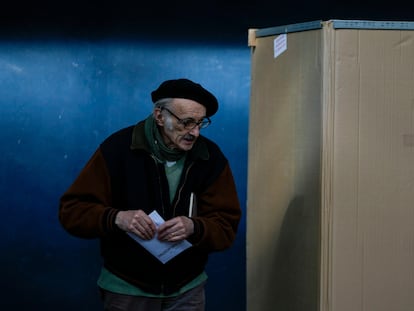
[0,40,249,311]
[1,1,413,310]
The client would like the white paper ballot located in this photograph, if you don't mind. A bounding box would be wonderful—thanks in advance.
[127,210,192,264]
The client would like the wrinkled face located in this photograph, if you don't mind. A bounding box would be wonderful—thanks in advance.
[154,98,207,151]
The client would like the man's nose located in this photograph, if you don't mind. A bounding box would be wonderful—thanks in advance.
[189,125,201,136]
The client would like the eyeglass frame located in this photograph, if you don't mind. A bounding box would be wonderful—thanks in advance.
[161,107,211,130]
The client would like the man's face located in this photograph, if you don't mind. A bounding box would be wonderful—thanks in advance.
[155,98,207,151]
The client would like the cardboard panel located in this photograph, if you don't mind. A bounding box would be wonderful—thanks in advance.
[248,29,322,311]
[330,28,414,311]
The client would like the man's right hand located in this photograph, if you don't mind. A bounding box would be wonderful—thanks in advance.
[115,210,156,240]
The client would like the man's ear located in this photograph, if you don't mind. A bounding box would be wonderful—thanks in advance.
[153,108,164,126]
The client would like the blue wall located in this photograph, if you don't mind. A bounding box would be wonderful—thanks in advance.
[0,38,249,310]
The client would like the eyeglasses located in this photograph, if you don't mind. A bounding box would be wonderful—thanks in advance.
[162,107,211,130]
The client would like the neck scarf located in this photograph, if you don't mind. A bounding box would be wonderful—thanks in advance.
[144,115,186,163]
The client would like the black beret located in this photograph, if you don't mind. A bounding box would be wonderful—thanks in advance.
[151,78,219,117]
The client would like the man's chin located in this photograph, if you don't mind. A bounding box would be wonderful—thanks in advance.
[179,141,194,151]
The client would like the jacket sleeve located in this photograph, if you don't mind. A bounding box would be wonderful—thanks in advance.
[190,163,242,252]
[59,148,121,239]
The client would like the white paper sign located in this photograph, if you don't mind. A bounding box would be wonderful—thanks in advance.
[274,34,287,58]
[127,210,192,264]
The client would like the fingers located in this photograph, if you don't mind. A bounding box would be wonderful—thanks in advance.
[133,211,157,239]
[115,212,194,242]
[115,210,156,240]
[157,216,194,242]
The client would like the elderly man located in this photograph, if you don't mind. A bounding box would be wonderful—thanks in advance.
[59,78,241,311]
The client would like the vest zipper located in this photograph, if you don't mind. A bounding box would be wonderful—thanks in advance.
[151,155,166,218]
[173,162,194,217]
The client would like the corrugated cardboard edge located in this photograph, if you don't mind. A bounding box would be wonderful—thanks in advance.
[248,28,258,47]
[320,20,335,311]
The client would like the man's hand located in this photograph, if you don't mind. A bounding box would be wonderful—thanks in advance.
[157,216,194,242]
[115,210,156,240]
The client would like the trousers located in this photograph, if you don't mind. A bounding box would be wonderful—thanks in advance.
[99,282,206,311]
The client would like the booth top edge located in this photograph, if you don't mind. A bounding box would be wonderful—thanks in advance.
[254,19,414,38]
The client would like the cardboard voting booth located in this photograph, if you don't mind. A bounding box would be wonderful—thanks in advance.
[247,20,414,311]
